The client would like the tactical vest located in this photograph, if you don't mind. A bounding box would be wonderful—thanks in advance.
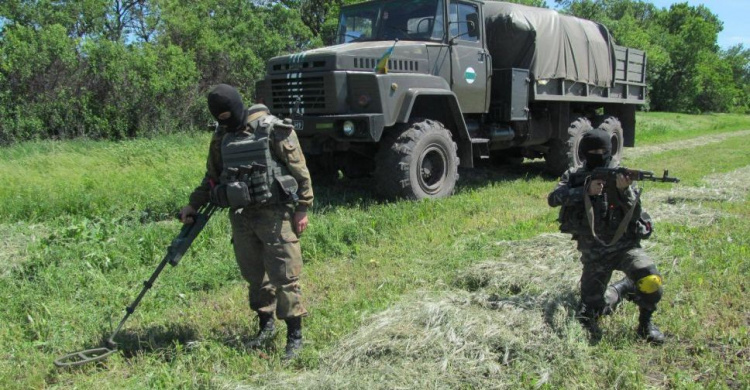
[559,191,647,242]
[210,117,299,209]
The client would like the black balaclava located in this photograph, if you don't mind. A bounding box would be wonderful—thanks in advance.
[207,84,247,132]
[579,128,612,169]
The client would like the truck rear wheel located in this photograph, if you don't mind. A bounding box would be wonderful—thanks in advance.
[595,116,625,167]
[375,119,459,200]
[568,115,624,168]
[544,117,592,175]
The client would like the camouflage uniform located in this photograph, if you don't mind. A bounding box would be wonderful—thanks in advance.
[188,113,313,320]
[548,165,663,331]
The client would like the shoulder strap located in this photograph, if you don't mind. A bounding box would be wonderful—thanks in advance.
[583,182,640,247]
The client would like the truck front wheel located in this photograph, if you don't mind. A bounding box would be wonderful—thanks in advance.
[375,119,459,200]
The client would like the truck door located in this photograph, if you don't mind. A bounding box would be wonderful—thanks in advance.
[449,1,488,114]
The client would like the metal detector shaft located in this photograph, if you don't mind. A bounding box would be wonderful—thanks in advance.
[107,203,218,345]
[55,203,218,367]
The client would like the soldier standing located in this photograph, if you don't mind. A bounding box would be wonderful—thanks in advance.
[548,128,665,344]
[179,84,313,359]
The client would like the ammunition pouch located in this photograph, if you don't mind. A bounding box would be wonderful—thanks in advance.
[210,173,298,209]
[275,175,299,202]
[210,182,254,209]
[249,169,272,205]
[211,179,269,209]
[210,184,230,208]
[226,181,252,208]
[558,206,587,235]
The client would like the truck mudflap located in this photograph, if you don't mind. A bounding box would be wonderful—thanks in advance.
[292,113,385,142]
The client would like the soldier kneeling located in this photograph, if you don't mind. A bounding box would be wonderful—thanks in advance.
[548,128,665,344]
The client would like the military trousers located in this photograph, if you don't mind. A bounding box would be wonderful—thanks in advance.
[579,243,662,315]
[229,204,308,320]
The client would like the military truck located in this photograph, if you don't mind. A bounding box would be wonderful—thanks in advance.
[255,0,646,199]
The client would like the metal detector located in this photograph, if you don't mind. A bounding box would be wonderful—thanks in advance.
[54,203,218,367]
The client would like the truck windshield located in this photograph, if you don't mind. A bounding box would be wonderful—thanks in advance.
[337,0,445,44]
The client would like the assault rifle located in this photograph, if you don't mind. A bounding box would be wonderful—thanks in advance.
[54,203,218,367]
[569,167,680,188]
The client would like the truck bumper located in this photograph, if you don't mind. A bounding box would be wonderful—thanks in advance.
[293,113,385,142]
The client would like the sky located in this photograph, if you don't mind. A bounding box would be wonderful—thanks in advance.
[650,0,750,49]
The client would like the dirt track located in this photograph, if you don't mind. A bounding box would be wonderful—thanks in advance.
[624,129,750,159]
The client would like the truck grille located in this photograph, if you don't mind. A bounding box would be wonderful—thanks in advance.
[270,75,327,112]
[353,57,420,72]
[272,60,327,72]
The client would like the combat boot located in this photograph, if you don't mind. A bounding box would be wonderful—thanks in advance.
[283,317,303,360]
[580,316,602,342]
[637,309,665,344]
[245,312,276,349]
[603,277,635,315]
[577,306,602,342]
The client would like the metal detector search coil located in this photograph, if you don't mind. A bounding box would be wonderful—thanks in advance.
[54,347,117,368]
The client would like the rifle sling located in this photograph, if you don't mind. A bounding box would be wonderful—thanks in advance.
[583,182,640,247]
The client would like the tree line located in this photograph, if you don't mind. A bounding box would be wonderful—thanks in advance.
[1,0,747,144]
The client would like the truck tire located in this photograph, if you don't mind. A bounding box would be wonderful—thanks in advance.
[374,119,459,200]
[595,116,625,167]
[544,117,592,175]
[567,116,624,169]
[565,117,594,169]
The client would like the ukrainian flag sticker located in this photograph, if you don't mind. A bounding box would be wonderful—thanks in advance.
[465,67,476,84]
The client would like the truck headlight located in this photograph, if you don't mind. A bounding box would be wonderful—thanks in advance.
[357,94,371,107]
[342,121,356,136]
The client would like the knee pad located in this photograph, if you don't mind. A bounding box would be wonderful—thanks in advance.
[631,265,662,293]
[636,274,663,294]
[634,278,663,311]
[630,266,663,310]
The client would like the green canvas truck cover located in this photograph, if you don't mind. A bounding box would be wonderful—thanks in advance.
[484,1,614,87]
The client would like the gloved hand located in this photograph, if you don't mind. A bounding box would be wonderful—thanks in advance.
[587,179,605,196]
[179,205,197,224]
[615,173,633,190]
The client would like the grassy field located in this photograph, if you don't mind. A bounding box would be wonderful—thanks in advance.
[0,112,748,389]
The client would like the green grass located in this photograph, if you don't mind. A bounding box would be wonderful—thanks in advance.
[636,111,750,145]
[0,112,748,389]
[0,133,208,221]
